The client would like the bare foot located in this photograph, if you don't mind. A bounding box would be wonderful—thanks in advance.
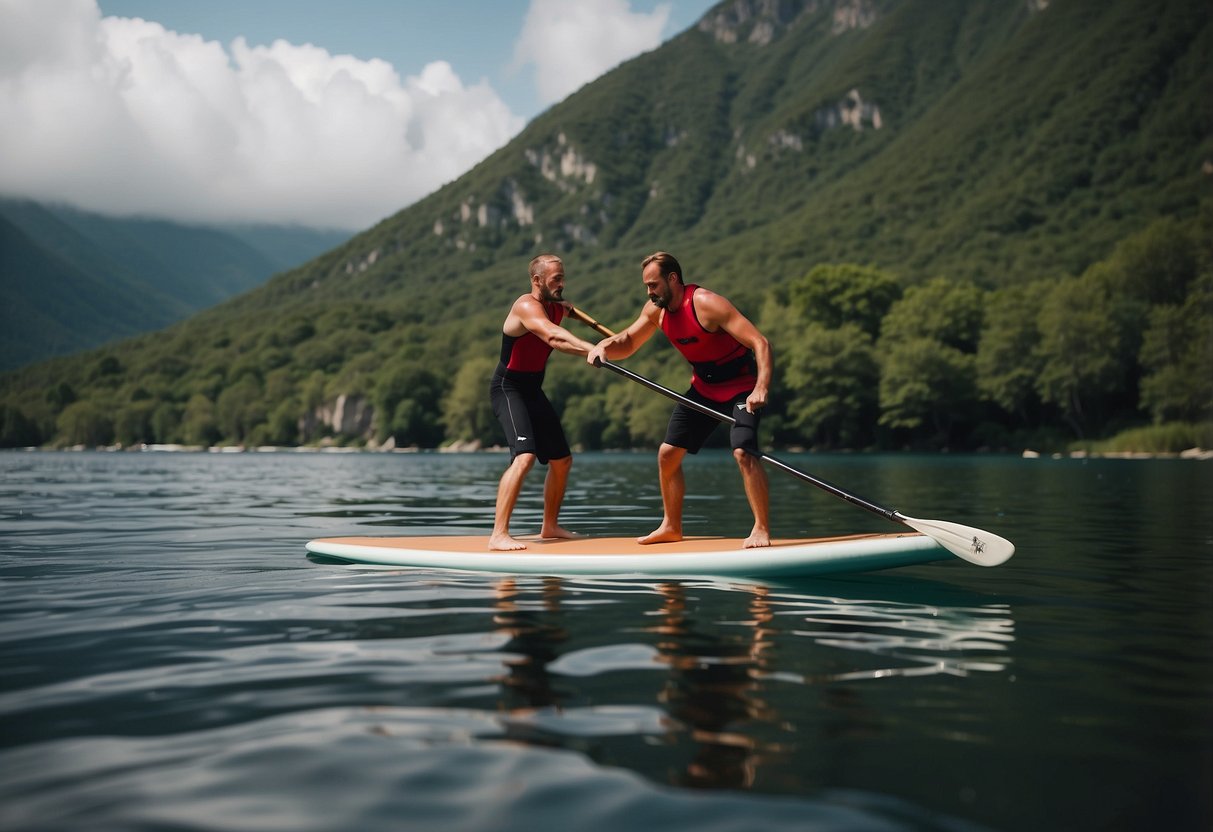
[743,529,771,548]
[488,533,527,551]
[637,525,682,545]
[539,524,579,540]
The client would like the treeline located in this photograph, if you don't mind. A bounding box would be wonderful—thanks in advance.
[1,216,1209,453]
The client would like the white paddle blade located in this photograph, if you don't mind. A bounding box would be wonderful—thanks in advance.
[895,514,1015,567]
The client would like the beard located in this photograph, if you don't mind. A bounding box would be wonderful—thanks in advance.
[540,285,564,303]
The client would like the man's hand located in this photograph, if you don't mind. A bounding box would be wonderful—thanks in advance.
[745,387,768,413]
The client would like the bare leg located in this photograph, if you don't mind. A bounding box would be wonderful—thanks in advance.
[638,443,686,544]
[540,455,577,539]
[490,453,536,550]
[735,448,771,548]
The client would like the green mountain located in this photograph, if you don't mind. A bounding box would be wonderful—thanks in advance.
[0,199,350,370]
[1,0,1209,451]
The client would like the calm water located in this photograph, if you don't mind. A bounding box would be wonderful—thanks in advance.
[1,450,1210,831]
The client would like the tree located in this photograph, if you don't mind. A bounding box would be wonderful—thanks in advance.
[375,361,445,447]
[56,401,114,447]
[216,376,267,442]
[1095,217,1202,307]
[1035,275,1136,437]
[788,263,902,337]
[264,400,300,446]
[876,278,984,445]
[1138,272,1213,423]
[151,403,181,444]
[561,392,611,449]
[878,336,976,444]
[976,281,1048,421]
[783,323,878,448]
[0,404,39,447]
[879,277,984,351]
[181,394,220,446]
[113,401,156,446]
[441,356,498,444]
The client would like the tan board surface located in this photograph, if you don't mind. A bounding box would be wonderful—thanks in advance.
[311,532,915,556]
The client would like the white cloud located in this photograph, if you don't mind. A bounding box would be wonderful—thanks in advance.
[513,0,671,106]
[0,0,524,230]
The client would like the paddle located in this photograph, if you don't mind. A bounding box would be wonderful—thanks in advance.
[567,305,1015,567]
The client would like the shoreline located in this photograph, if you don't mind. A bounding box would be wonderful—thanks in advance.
[3,444,1209,460]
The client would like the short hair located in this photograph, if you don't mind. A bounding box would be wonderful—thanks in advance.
[641,251,682,284]
[529,253,562,279]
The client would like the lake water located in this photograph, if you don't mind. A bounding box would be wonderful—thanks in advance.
[1,450,1210,831]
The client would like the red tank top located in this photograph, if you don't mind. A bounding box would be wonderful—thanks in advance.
[500,300,564,373]
[661,285,755,400]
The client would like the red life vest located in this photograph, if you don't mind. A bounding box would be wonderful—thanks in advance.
[500,300,564,374]
[660,284,755,401]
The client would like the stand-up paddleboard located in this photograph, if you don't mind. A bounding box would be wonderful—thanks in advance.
[305,532,950,578]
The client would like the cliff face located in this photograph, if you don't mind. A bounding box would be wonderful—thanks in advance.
[698,0,878,44]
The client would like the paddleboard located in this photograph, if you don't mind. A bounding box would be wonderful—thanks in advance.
[304,532,950,578]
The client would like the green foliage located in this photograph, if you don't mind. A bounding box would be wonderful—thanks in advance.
[56,400,114,447]
[374,360,445,447]
[880,277,984,351]
[783,323,879,448]
[788,264,902,336]
[1035,273,1138,437]
[1,0,1210,453]
[0,403,39,447]
[1138,271,1213,423]
[976,281,1048,420]
[441,357,497,444]
[875,279,984,444]
[181,394,220,447]
[114,400,156,446]
[878,336,978,444]
[1082,422,1213,454]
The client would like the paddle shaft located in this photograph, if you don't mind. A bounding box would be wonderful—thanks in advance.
[599,357,900,522]
[566,306,900,523]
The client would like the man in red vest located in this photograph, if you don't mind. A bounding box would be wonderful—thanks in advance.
[490,254,597,551]
[587,251,773,548]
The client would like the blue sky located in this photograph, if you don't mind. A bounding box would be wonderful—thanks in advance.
[0,0,719,230]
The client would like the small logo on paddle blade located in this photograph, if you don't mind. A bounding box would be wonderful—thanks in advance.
[971,536,986,554]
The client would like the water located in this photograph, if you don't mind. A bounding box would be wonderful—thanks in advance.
[1,450,1210,831]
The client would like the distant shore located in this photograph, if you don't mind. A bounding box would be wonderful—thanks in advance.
[1021,448,1212,460]
[5,443,1210,460]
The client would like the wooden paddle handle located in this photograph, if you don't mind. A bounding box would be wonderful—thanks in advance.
[568,305,615,337]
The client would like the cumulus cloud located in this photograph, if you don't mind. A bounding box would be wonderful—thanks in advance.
[0,0,524,230]
[513,0,671,106]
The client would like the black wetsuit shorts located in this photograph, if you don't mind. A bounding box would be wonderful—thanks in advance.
[663,387,760,455]
[489,366,571,463]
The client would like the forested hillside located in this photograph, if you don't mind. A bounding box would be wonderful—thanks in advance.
[0,199,349,370]
[1,0,1209,452]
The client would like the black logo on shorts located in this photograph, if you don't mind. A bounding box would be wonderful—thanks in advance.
[675,336,699,345]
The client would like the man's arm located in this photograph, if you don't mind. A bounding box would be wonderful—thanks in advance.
[514,296,597,356]
[586,304,660,365]
[694,290,772,411]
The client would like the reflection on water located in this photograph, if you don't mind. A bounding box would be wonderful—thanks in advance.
[493,578,570,715]
[477,573,1014,794]
[777,593,1014,682]
[650,583,779,790]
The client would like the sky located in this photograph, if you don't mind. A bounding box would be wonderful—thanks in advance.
[0,0,718,231]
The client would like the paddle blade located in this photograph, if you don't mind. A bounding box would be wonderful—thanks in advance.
[895,514,1016,567]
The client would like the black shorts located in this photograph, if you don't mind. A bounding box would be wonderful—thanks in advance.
[663,387,760,455]
[489,370,570,463]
